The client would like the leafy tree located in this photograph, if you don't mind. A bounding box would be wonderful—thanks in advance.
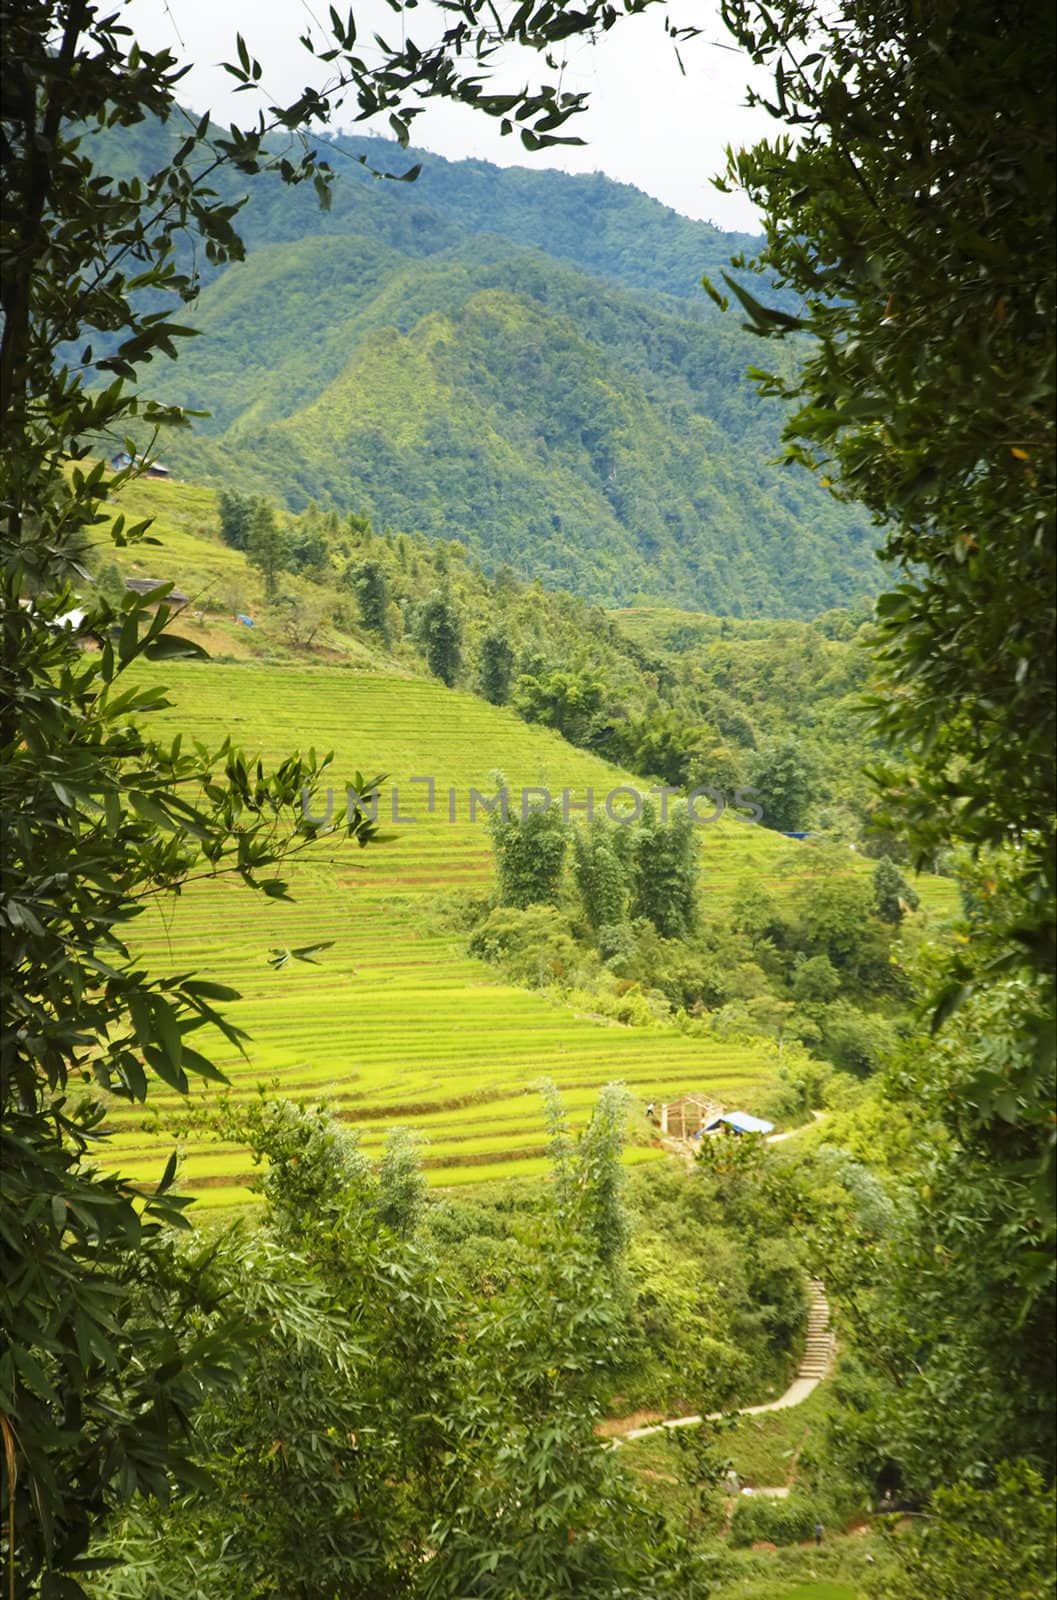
[0,3,388,1569]
[873,1459,1055,1600]
[572,823,628,932]
[0,572,377,1591]
[713,6,1049,1504]
[275,582,331,646]
[349,559,391,640]
[602,708,713,788]
[91,1096,708,1599]
[513,666,606,745]
[217,490,254,551]
[751,737,817,833]
[245,499,290,600]
[816,1001,897,1076]
[630,800,699,940]
[478,630,516,705]
[287,512,331,577]
[544,1080,632,1271]
[872,856,920,924]
[418,591,462,686]
[854,978,1057,1492]
[488,802,569,910]
[3,0,615,1580]
[715,0,1055,1146]
[468,904,580,986]
[794,875,889,983]
[791,953,842,1005]
[377,1127,426,1239]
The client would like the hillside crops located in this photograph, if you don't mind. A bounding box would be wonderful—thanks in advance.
[105,662,844,1202]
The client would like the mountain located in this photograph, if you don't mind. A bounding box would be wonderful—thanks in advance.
[109,122,882,616]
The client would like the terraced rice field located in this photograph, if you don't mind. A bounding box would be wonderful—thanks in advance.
[101,660,957,1203]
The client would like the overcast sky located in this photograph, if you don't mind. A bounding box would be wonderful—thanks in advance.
[126,0,778,231]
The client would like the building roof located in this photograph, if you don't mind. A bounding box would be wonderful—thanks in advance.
[704,1111,775,1136]
[125,577,189,605]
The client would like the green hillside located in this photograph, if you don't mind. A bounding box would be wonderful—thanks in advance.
[107,662,807,1203]
[90,479,957,1204]
[161,242,877,615]
[94,477,899,852]
[94,119,766,306]
[98,117,880,616]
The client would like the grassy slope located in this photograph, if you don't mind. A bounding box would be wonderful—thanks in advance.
[95,480,958,1201]
[143,232,878,615]
[109,658,801,1202]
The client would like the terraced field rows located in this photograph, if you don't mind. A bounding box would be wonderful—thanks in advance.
[106,662,955,1200]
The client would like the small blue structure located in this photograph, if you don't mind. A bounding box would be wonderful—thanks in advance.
[704,1111,775,1137]
[237,614,254,628]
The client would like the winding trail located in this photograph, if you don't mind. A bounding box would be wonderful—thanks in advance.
[608,1279,834,1447]
[606,1112,833,1450]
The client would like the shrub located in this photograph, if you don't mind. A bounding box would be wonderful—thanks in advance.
[468,905,581,986]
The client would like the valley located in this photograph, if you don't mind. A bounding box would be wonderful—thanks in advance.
[93,477,958,1205]
[6,15,1052,1594]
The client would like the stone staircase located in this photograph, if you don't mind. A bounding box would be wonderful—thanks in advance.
[797,1278,834,1380]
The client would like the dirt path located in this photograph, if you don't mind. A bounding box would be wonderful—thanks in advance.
[607,1279,834,1446]
[766,1109,827,1144]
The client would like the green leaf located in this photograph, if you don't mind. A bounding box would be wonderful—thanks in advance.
[143,1043,189,1095]
[143,634,210,662]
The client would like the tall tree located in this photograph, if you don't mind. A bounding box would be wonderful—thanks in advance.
[479,630,516,705]
[419,592,463,687]
[751,737,816,833]
[245,500,289,600]
[872,855,919,925]
[489,801,569,910]
[715,0,1056,1515]
[630,801,699,940]
[572,823,628,932]
[513,667,606,745]
[0,0,593,1583]
[715,0,1055,1016]
[350,559,392,640]
[2,5,694,1581]
[216,490,253,551]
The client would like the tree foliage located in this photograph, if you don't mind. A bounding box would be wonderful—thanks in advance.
[714,0,1055,1028]
[478,630,516,705]
[418,591,463,686]
[711,6,1055,1514]
[489,798,570,910]
[4,0,635,1585]
[244,500,289,600]
[88,1095,709,1599]
[350,559,392,640]
[872,856,919,925]
[630,801,699,940]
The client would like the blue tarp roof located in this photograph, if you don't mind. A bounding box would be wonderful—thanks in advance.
[705,1111,775,1136]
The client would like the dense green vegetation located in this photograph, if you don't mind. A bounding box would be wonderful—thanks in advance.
[80,481,956,1201]
[104,476,895,851]
[96,563,947,1200]
[3,0,1053,1596]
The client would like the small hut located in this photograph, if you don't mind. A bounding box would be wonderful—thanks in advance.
[660,1093,725,1140]
[125,577,189,608]
[703,1111,775,1138]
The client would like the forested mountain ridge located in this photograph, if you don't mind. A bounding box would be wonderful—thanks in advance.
[104,120,764,304]
[103,119,881,617]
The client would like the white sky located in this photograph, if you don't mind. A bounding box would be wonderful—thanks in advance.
[126,0,778,231]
